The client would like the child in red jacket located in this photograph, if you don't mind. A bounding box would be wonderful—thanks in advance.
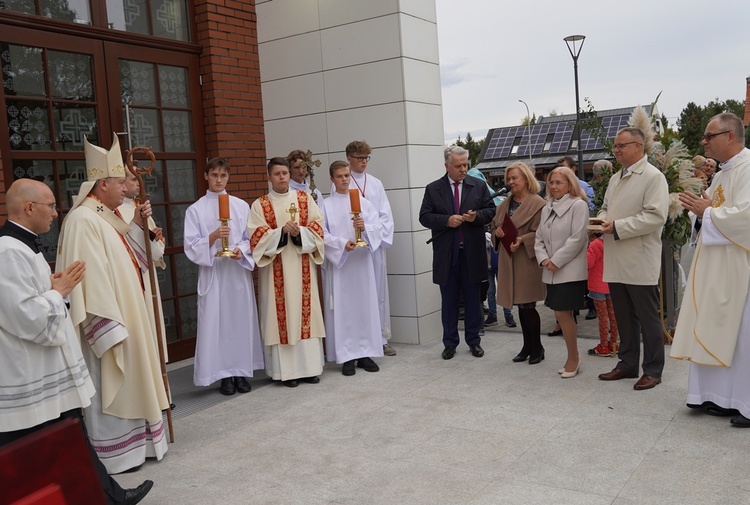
[586,234,619,356]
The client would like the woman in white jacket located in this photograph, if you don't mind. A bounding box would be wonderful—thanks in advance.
[535,167,590,378]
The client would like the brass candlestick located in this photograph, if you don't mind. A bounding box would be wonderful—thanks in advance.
[352,211,369,248]
[215,218,235,257]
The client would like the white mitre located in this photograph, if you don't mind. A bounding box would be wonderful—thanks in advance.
[70,134,126,210]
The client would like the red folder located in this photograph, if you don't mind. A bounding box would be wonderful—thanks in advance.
[499,213,518,256]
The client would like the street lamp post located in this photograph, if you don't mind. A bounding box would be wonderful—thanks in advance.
[518,99,533,164]
[563,34,586,180]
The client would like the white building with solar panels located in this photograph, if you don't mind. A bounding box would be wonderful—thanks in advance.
[476,104,662,188]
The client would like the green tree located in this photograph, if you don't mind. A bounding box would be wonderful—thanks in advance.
[677,98,745,154]
[455,132,484,166]
[521,114,536,126]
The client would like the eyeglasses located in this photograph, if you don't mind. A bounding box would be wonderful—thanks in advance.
[612,141,640,150]
[31,201,57,210]
[350,156,371,162]
[701,130,730,142]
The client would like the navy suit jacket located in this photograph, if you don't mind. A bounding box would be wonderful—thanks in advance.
[419,174,496,286]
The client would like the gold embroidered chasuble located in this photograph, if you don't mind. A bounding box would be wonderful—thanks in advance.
[248,189,325,347]
[57,197,168,420]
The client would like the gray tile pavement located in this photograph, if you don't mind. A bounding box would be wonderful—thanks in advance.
[113,316,750,505]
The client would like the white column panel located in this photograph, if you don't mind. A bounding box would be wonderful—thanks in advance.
[323,59,404,111]
[404,102,444,145]
[257,0,443,345]
[385,188,412,234]
[318,0,399,28]
[261,73,326,121]
[258,32,324,82]
[320,15,402,70]
[402,58,442,105]
[326,103,407,150]
[263,114,330,159]
[388,273,418,318]
[415,270,441,316]
[367,145,409,190]
[399,13,440,63]
[399,0,438,22]
[407,144,446,189]
[257,0,321,43]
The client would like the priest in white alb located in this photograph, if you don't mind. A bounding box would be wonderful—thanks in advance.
[321,160,384,376]
[57,135,169,474]
[671,113,750,428]
[248,157,325,388]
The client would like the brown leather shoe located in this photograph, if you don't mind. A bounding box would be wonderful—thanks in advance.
[598,368,639,381]
[633,375,662,390]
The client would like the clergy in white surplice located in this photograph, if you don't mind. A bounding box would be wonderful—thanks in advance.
[184,158,263,396]
[57,135,169,474]
[321,161,384,376]
[670,113,750,428]
[248,157,326,388]
[345,141,395,354]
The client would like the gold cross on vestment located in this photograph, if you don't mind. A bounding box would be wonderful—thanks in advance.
[286,202,298,222]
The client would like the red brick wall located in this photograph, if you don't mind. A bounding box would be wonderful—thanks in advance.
[745,77,750,127]
[195,0,268,203]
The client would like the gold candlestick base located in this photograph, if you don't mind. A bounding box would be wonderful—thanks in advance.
[215,218,235,257]
[352,211,369,248]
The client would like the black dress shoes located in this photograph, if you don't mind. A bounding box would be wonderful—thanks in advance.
[528,350,545,365]
[357,357,380,372]
[512,351,529,363]
[121,479,153,505]
[301,376,320,384]
[442,347,456,360]
[469,345,484,358]
[283,379,299,387]
[730,414,750,428]
[342,360,356,376]
[219,377,236,395]
[234,377,252,393]
[706,405,739,417]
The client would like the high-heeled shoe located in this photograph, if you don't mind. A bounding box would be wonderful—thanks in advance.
[547,329,563,336]
[512,351,530,363]
[528,350,545,365]
[561,359,581,378]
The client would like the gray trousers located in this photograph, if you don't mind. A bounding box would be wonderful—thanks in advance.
[609,283,665,377]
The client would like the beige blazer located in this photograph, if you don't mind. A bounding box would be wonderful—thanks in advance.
[534,195,589,285]
[597,155,668,285]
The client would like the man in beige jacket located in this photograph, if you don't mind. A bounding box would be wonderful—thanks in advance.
[597,127,669,390]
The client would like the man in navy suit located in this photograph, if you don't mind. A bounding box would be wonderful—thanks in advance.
[419,146,496,359]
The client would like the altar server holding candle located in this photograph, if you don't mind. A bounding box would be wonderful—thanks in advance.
[321,161,385,376]
[184,157,263,395]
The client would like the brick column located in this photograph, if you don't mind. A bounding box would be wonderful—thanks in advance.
[194,0,268,202]
[744,77,750,127]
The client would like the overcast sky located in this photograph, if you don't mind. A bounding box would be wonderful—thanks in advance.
[435,0,750,144]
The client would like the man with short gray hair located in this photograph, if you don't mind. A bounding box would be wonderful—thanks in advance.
[420,145,496,359]
[597,127,669,390]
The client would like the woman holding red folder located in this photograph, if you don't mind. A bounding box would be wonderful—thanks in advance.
[491,162,547,364]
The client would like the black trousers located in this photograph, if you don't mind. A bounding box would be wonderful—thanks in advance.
[0,409,126,505]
